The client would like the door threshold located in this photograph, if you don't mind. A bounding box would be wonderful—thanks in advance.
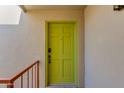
[47,84,77,88]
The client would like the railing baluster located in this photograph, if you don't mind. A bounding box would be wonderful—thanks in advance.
[35,65,36,88]
[27,70,29,88]
[21,75,23,88]
[32,67,33,88]
[37,61,39,88]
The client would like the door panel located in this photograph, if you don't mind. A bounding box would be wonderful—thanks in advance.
[49,59,62,84]
[48,22,75,85]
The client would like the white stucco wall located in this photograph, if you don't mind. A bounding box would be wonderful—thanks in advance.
[85,5,124,88]
[0,9,84,87]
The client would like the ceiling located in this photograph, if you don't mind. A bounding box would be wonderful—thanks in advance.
[24,5,86,11]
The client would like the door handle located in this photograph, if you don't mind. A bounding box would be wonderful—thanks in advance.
[48,48,51,64]
[48,55,51,63]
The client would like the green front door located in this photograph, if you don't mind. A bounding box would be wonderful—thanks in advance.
[48,22,75,85]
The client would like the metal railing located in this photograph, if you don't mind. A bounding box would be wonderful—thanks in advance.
[0,60,40,88]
